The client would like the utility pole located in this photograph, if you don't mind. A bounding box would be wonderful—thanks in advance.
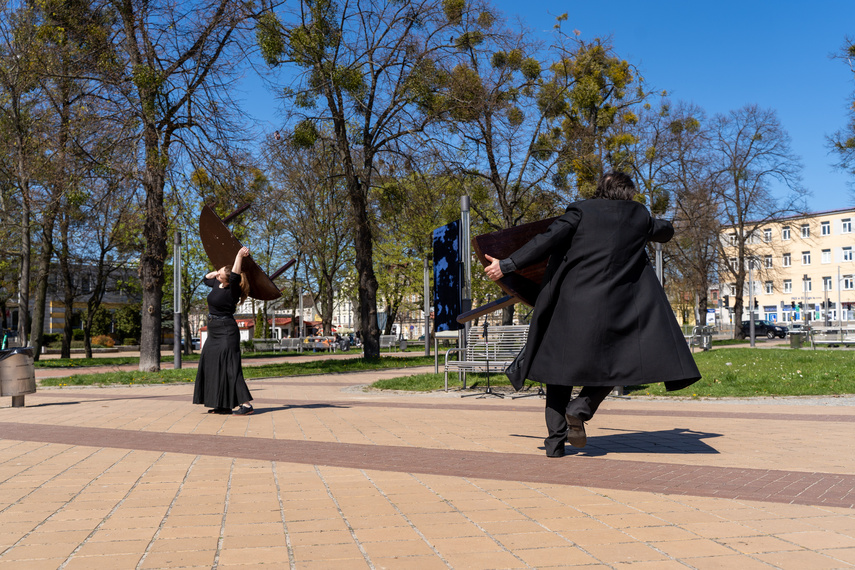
[173,231,182,369]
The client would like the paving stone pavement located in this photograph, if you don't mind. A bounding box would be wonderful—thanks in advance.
[1,359,854,569]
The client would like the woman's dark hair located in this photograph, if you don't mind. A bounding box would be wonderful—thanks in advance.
[593,171,637,201]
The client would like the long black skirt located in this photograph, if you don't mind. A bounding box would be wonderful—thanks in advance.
[193,318,252,409]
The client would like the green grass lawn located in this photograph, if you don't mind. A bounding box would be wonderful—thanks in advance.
[34,347,855,398]
[38,355,437,387]
[373,348,855,397]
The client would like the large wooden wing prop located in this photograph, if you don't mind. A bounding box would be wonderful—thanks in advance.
[199,205,282,301]
[459,216,559,323]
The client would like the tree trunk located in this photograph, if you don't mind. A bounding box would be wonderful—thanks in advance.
[30,247,53,360]
[138,138,167,372]
[15,143,31,346]
[349,180,380,358]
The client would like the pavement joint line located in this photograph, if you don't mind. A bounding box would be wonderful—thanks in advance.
[52,448,151,568]
[0,445,119,557]
[211,457,234,570]
[271,461,297,569]
[135,454,199,570]
[410,473,532,568]
[315,464,374,568]
[361,469,454,568]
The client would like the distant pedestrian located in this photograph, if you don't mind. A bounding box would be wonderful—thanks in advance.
[484,171,700,457]
[193,246,254,415]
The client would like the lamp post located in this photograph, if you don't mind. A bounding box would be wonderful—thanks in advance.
[173,231,182,369]
[748,259,755,347]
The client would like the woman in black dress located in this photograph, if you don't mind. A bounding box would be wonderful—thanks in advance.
[193,246,254,415]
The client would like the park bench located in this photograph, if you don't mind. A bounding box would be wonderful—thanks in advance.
[304,336,337,352]
[443,324,530,391]
[379,334,397,352]
[274,338,303,352]
[252,338,278,352]
[808,326,855,349]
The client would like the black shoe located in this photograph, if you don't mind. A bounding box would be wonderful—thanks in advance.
[565,414,587,448]
[207,407,230,414]
[233,405,254,415]
[546,447,565,458]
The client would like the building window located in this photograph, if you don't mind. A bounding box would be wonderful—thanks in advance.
[764,255,772,268]
[801,224,810,238]
[763,228,771,242]
[783,253,791,267]
[728,258,737,272]
[729,283,737,296]
[844,275,855,290]
[802,251,811,265]
[803,277,812,292]
[822,221,830,236]
[844,247,853,262]
[728,233,737,246]
[824,276,833,291]
[843,219,852,234]
[782,226,791,240]
[822,249,831,264]
[765,281,773,294]
[784,279,792,293]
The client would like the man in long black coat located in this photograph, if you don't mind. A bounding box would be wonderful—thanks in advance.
[485,172,700,457]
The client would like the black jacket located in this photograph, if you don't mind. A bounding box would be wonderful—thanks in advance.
[503,199,700,391]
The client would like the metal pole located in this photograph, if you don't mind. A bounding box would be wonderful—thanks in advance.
[839,266,843,330]
[748,259,755,347]
[459,196,471,388]
[173,231,182,369]
[424,258,430,356]
[298,286,304,340]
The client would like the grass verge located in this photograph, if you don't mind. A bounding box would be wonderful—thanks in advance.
[39,355,436,387]
[372,348,855,397]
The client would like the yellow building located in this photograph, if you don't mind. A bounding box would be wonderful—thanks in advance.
[720,207,855,325]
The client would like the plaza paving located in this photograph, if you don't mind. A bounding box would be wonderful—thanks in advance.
[1,354,854,569]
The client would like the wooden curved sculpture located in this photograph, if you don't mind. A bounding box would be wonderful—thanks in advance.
[199,205,282,301]
[472,216,559,306]
[456,216,559,323]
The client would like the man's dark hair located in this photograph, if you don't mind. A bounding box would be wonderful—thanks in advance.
[593,171,637,201]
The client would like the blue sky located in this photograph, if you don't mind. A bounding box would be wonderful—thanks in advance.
[243,0,855,212]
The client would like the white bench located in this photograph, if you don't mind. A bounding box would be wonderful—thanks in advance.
[274,338,303,352]
[379,335,397,352]
[252,338,278,351]
[444,325,529,391]
[809,327,855,349]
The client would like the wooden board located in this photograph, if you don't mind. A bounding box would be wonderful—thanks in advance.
[471,217,559,307]
[199,205,282,301]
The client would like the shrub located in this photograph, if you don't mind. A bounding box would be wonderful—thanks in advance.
[122,338,138,346]
[72,329,85,341]
[92,335,115,348]
[42,333,62,346]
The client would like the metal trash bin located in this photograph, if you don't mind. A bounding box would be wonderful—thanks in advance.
[790,332,803,349]
[0,347,36,407]
[399,339,408,351]
[699,330,712,351]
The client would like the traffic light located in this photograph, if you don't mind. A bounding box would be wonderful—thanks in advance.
[723,295,729,308]
[754,298,759,309]
[797,302,803,310]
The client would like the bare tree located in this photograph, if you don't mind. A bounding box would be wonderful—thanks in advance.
[103,0,256,371]
[256,0,461,358]
[710,105,805,336]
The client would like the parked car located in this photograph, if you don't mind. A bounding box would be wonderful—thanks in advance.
[741,320,788,339]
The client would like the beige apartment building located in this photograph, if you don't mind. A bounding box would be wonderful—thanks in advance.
[719,207,855,326]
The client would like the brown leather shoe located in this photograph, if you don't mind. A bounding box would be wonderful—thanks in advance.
[565,414,587,448]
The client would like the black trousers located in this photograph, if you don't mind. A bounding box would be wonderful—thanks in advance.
[544,384,614,455]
